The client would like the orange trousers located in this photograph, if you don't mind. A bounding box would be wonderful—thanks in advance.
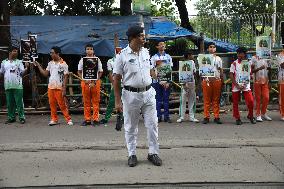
[279,84,284,117]
[202,79,222,119]
[254,83,269,116]
[48,88,71,122]
[81,80,101,121]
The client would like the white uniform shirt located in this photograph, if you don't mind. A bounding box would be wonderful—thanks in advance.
[46,59,69,89]
[107,57,115,72]
[78,56,103,73]
[0,59,24,90]
[230,59,251,92]
[277,53,284,84]
[113,45,153,88]
[150,52,173,83]
[251,56,270,84]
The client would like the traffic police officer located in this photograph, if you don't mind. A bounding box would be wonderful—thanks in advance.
[113,26,162,167]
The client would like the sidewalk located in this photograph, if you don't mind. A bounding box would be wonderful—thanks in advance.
[0,111,284,188]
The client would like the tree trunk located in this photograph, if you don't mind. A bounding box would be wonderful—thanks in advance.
[175,0,195,32]
[0,0,10,59]
[120,0,132,16]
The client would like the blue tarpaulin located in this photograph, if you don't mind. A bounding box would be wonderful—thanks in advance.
[11,16,238,56]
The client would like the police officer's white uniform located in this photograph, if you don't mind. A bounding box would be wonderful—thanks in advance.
[113,45,159,156]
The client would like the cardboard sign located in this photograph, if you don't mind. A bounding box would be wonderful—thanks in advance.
[20,39,31,63]
[179,60,194,83]
[82,57,98,80]
[198,54,215,77]
[156,59,172,82]
[237,60,250,85]
[256,36,271,59]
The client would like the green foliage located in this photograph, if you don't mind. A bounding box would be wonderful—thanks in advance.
[10,0,115,16]
[151,0,177,18]
[195,0,284,16]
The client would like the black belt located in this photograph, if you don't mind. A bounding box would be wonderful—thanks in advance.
[124,85,151,93]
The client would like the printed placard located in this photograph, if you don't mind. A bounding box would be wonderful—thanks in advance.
[20,39,31,63]
[156,59,172,82]
[237,60,251,85]
[256,36,271,59]
[179,60,194,83]
[82,57,98,80]
[198,54,215,77]
[29,34,38,58]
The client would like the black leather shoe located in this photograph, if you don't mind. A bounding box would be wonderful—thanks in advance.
[164,118,172,123]
[236,119,242,125]
[92,121,100,126]
[128,155,138,167]
[99,119,108,124]
[5,119,16,124]
[214,118,222,124]
[20,119,25,124]
[202,118,209,124]
[148,154,162,166]
[81,120,91,126]
[248,116,256,124]
[115,114,123,131]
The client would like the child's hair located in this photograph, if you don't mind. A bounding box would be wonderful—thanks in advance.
[184,50,194,60]
[85,44,94,50]
[236,47,248,54]
[51,46,62,54]
[8,46,19,53]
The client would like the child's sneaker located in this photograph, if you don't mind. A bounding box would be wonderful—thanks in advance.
[48,120,58,126]
[189,118,199,123]
[262,114,272,121]
[176,118,184,123]
[256,116,263,122]
[67,120,73,126]
[281,117,284,121]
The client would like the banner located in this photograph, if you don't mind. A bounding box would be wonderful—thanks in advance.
[237,60,250,85]
[256,36,271,59]
[156,59,172,82]
[197,54,215,77]
[179,60,194,83]
[82,57,98,80]
[133,0,151,15]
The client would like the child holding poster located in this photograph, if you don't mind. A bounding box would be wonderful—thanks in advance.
[78,44,103,126]
[198,42,223,124]
[252,36,272,122]
[229,47,256,125]
[151,41,173,123]
[177,51,199,123]
[277,48,284,121]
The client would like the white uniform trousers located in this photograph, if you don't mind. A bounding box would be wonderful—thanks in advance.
[121,87,159,156]
[179,87,196,120]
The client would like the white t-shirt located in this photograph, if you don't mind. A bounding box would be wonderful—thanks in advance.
[46,59,69,89]
[277,53,284,84]
[251,56,270,84]
[230,59,251,92]
[0,59,24,90]
[107,57,115,72]
[113,45,153,88]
